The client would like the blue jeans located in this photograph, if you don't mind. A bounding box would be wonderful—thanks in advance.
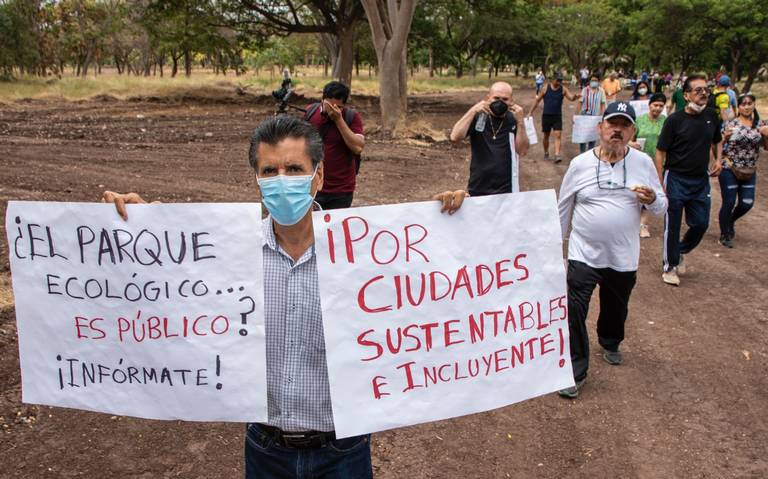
[579,141,596,154]
[244,424,373,479]
[662,170,711,271]
[718,168,756,237]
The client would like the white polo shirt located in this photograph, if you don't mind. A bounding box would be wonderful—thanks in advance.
[558,147,668,272]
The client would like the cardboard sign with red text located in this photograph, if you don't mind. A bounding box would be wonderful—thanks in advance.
[313,191,573,438]
[6,202,267,422]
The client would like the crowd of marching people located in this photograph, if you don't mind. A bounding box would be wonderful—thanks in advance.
[530,66,767,257]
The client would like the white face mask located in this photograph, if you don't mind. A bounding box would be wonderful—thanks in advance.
[638,88,648,96]
[687,102,706,114]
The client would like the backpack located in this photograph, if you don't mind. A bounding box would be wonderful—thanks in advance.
[304,102,362,174]
[706,90,730,111]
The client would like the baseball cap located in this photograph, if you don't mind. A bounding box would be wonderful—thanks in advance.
[555,72,564,81]
[603,101,636,124]
[719,75,730,86]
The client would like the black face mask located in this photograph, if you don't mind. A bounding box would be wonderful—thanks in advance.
[489,100,508,117]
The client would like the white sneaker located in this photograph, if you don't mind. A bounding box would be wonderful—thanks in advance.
[662,269,680,286]
[677,255,686,275]
[639,224,651,238]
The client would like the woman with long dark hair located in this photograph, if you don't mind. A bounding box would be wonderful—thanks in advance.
[718,93,768,247]
[630,81,651,101]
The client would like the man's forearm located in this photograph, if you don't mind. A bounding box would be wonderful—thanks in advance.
[336,120,365,155]
[515,120,529,156]
[450,108,477,143]
[654,150,665,184]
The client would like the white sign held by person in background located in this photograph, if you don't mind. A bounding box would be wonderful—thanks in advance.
[508,133,520,193]
[6,202,267,422]
[630,100,650,117]
[313,191,573,438]
[524,116,538,145]
[630,100,668,118]
[572,115,601,144]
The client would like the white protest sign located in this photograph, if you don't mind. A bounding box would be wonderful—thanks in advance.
[630,100,668,118]
[630,100,650,117]
[524,116,538,145]
[313,191,573,438]
[6,202,267,422]
[508,132,519,193]
[571,115,601,144]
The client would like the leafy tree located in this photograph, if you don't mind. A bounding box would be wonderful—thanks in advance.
[221,0,365,86]
[545,0,617,73]
[709,0,768,92]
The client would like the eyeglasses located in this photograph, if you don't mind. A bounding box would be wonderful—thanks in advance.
[686,87,710,95]
[594,150,627,190]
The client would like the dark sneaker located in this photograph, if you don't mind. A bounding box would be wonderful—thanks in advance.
[544,152,550,160]
[603,350,623,365]
[719,235,734,248]
[557,378,586,399]
[554,155,563,163]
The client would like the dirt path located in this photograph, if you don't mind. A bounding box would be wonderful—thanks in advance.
[1,87,766,478]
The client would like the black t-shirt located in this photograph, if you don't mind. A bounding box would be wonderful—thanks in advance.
[656,108,722,177]
[467,112,518,196]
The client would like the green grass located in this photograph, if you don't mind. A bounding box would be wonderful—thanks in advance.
[0,67,531,102]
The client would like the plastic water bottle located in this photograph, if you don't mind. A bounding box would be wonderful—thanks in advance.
[475,112,487,132]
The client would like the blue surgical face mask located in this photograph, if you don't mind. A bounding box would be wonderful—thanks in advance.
[257,167,318,226]
[590,81,599,88]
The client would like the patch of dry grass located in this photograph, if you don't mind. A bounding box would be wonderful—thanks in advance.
[0,67,531,103]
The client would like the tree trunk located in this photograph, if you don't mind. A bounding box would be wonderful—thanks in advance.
[335,26,355,86]
[399,49,408,114]
[379,49,403,134]
[361,0,418,136]
[730,47,741,86]
[428,47,434,77]
[184,50,191,77]
[172,56,178,78]
[355,47,360,77]
[742,64,759,94]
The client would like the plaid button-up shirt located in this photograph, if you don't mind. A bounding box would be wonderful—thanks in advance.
[262,218,334,432]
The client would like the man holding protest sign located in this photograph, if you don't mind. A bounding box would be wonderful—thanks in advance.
[557,102,667,398]
[103,116,468,479]
[450,81,529,195]
[105,116,374,478]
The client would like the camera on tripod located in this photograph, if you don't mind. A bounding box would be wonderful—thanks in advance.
[272,70,305,115]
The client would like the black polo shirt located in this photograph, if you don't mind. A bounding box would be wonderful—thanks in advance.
[467,112,518,196]
[656,108,722,177]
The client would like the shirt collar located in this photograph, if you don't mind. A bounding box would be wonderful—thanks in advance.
[262,216,278,251]
[262,216,316,265]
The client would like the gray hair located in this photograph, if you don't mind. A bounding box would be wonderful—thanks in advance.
[248,115,324,169]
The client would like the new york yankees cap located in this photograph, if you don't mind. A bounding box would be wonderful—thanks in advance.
[603,101,636,124]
